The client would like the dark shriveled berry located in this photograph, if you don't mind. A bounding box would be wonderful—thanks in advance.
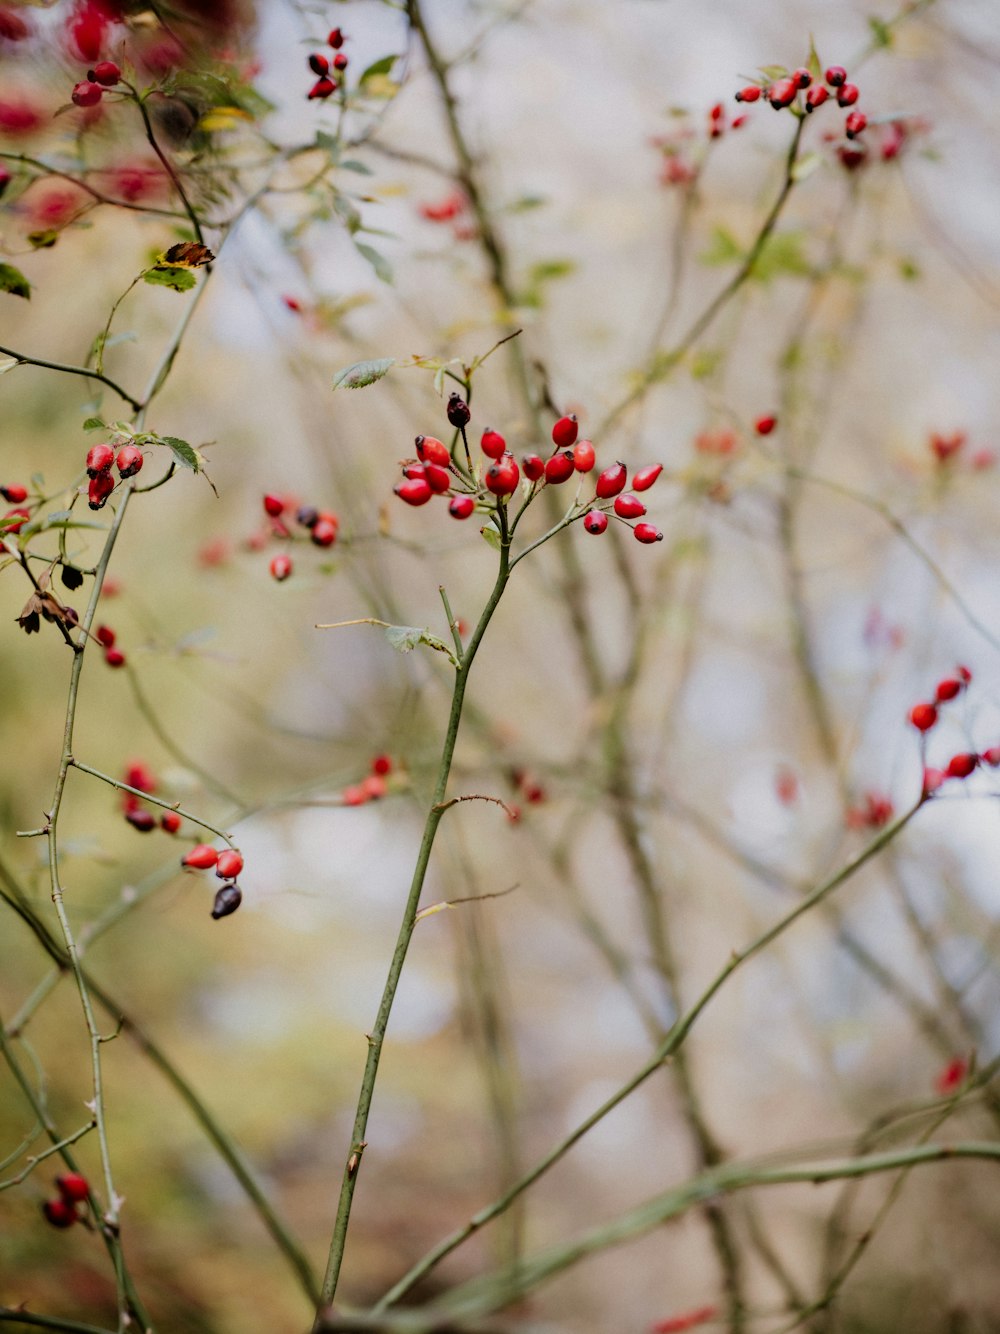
[446,393,471,428]
[125,808,156,832]
[296,505,319,528]
[61,564,85,591]
[212,884,242,919]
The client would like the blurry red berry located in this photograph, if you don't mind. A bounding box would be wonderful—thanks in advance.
[0,483,27,503]
[480,429,506,459]
[946,753,978,779]
[935,678,962,702]
[333,52,348,71]
[327,27,345,48]
[269,553,293,581]
[308,52,330,75]
[4,506,30,533]
[395,478,433,506]
[633,523,663,544]
[372,754,392,775]
[837,83,860,106]
[296,505,319,528]
[934,1056,968,1095]
[522,454,544,482]
[735,85,761,103]
[632,464,663,491]
[360,774,386,800]
[957,664,973,683]
[86,443,114,477]
[56,1173,89,1203]
[754,414,777,435]
[71,80,103,108]
[583,510,608,535]
[0,8,31,39]
[183,844,218,870]
[416,435,450,467]
[91,61,120,86]
[211,884,242,919]
[792,67,812,89]
[216,849,244,879]
[449,495,475,519]
[551,414,578,448]
[342,785,365,806]
[424,463,451,494]
[595,462,627,498]
[115,445,143,478]
[263,494,285,517]
[43,1199,77,1229]
[909,702,938,732]
[402,462,426,480]
[768,77,798,109]
[572,439,596,472]
[125,807,156,832]
[544,450,575,485]
[311,517,338,547]
[104,647,126,668]
[485,455,519,496]
[161,811,182,834]
[981,746,1000,767]
[922,767,945,796]
[308,77,337,100]
[845,111,867,139]
[95,624,115,648]
[805,85,829,112]
[614,493,647,519]
[825,65,847,87]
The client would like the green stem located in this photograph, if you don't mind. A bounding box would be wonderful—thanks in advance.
[316,541,512,1317]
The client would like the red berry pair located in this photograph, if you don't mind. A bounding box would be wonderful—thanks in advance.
[42,1172,89,1229]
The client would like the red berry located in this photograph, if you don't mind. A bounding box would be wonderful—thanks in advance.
[311,517,338,547]
[632,464,663,492]
[327,26,345,48]
[922,767,945,796]
[416,435,450,467]
[754,414,777,436]
[56,1173,89,1204]
[935,678,962,702]
[88,472,115,509]
[43,1199,77,1229]
[342,784,366,806]
[957,664,973,683]
[946,752,978,780]
[86,443,114,477]
[161,811,182,834]
[614,493,647,519]
[104,647,126,668]
[485,454,519,496]
[792,67,812,89]
[308,77,337,100]
[735,85,761,103]
[595,462,627,499]
[544,450,575,485]
[91,60,120,86]
[95,624,115,648]
[551,414,578,448]
[583,510,608,535]
[402,462,426,480]
[768,77,798,109]
[424,463,452,494]
[115,444,143,478]
[333,52,348,71]
[522,454,544,482]
[981,746,1000,767]
[572,439,596,473]
[449,495,475,519]
[837,83,860,107]
[395,478,433,506]
[4,506,30,533]
[633,523,664,544]
[308,52,330,75]
[263,493,285,517]
[372,754,392,775]
[480,429,506,459]
[211,884,242,919]
[845,111,867,139]
[805,85,829,112]
[909,702,938,732]
[1,482,27,503]
[125,807,156,832]
[71,80,103,108]
[825,65,847,87]
[269,552,293,581]
[360,773,386,800]
[183,844,218,870]
[216,849,244,879]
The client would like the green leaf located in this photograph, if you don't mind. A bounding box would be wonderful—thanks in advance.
[355,241,393,284]
[480,523,502,552]
[360,54,398,83]
[791,150,823,182]
[339,159,373,175]
[750,230,812,282]
[758,64,789,81]
[868,16,893,47]
[383,624,458,667]
[332,357,395,391]
[158,435,204,471]
[698,226,744,268]
[0,263,31,299]
[806,34,822,81]
[527,258,576,284]
[143,266,197,293]
[82,416,107,432]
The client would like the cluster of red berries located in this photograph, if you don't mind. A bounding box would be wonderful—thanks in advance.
[905,666,1000,794]
[306,28,348,100]
[735,63,867,142]
[845,791,894,830]
[393,398,665,544]
[1,481,30,540]
[93,622,128,669]
[119,760,183,834]
[86,440,142,509]
[927,429,994,472]
[261,494,339,582]
[181,843,244,919]
[71,60,121,108]
[42,1172,89,1230]
[342,754,393,806]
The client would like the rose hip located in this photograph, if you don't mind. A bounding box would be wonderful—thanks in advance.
[551,415,578,448]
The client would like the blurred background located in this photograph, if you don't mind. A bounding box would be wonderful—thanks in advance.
[2,0,1000,1330]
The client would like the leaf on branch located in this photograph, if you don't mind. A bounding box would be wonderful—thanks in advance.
[0,263,31,299]
[143,266,197,293]
[806,34,823,81]
[82,416,107,431]
[355,241,393,284]
[791,151,823,182]
[157,435,207,472]
[360,54,398,84]
[160,242,215,268]
[332,357,395,390]
[17,590,77,635]
[480,524,502,551]
[383,623,459,666]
